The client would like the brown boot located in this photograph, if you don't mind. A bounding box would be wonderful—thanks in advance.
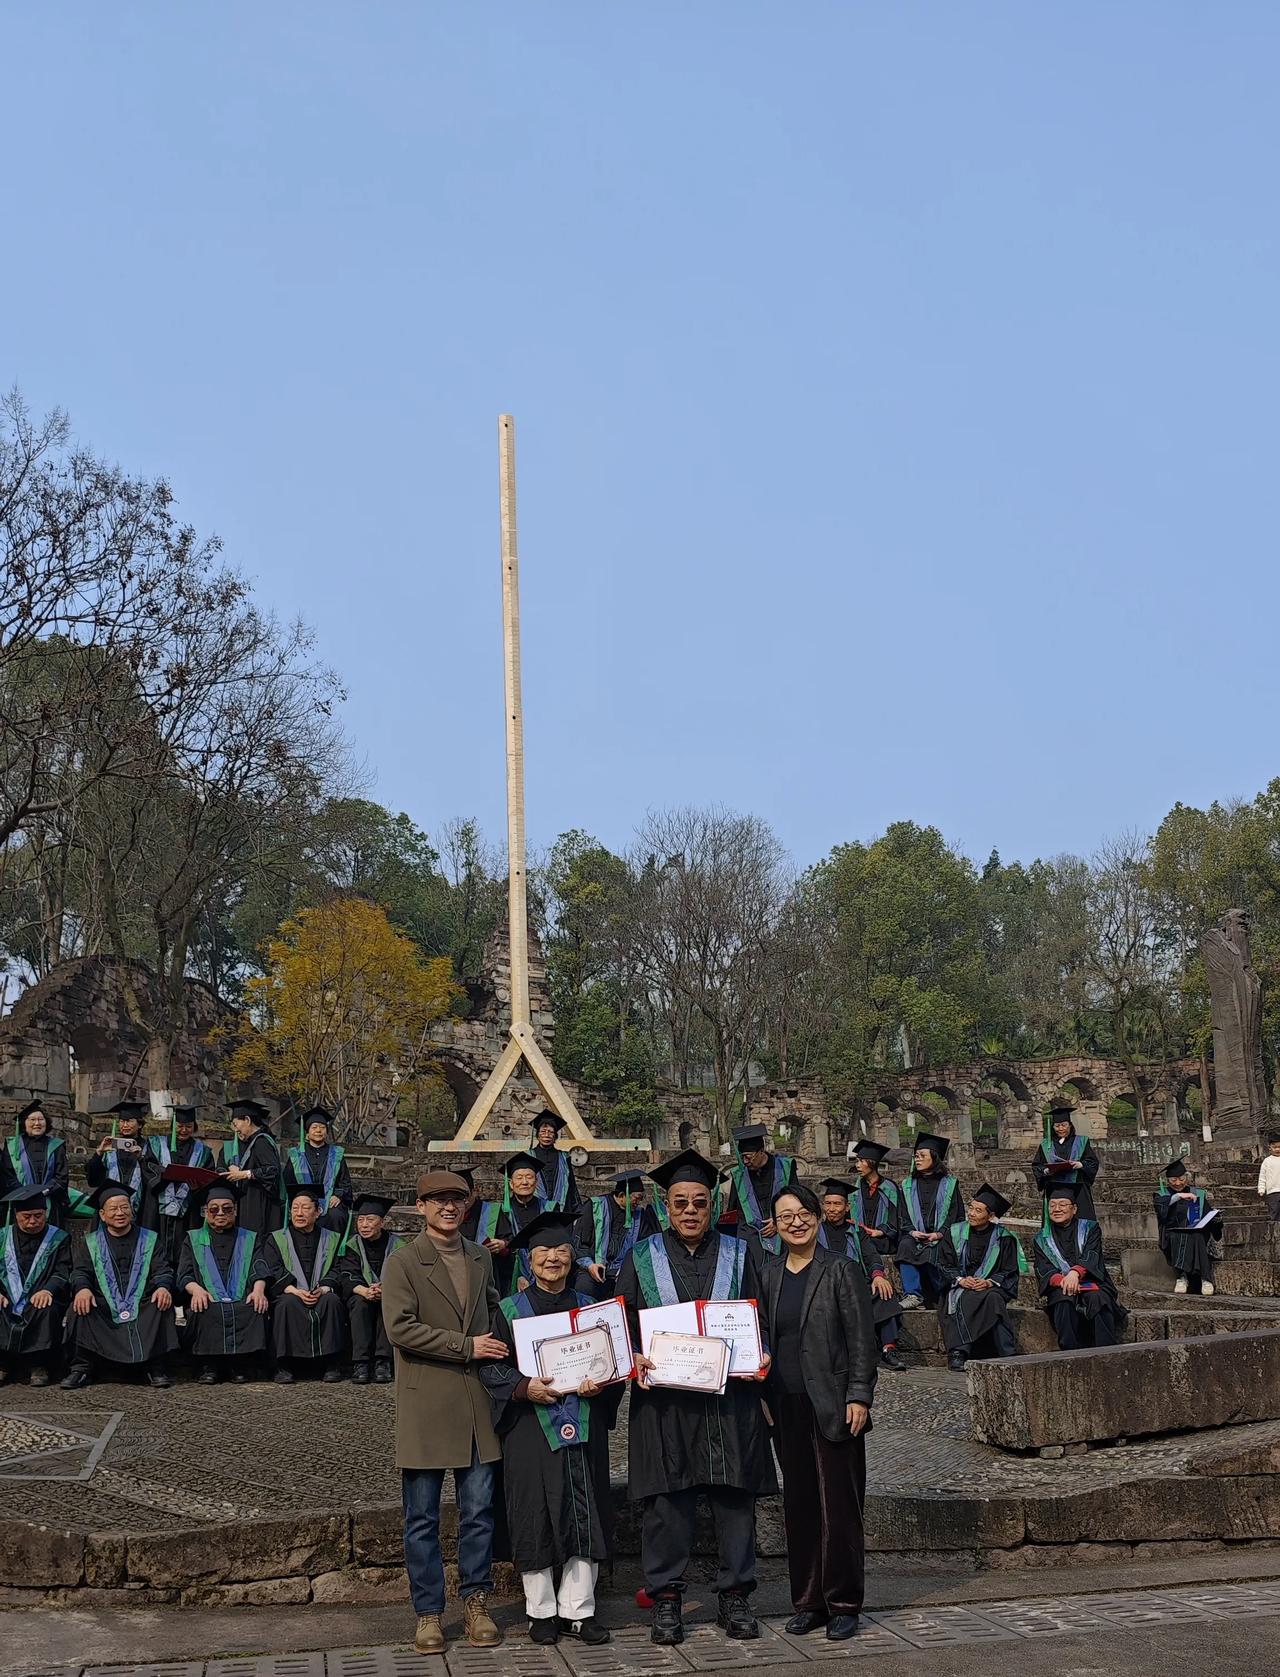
[414,1614,445,1653]
[464,1590,501,1647]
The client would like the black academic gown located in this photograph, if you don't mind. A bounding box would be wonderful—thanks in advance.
[0,1225,72,1360]
[86,1142,163,1230]
[935,1223,1021,1356]
[895,1171,960,1266]
[531,1144,582,1216]
[573,1197,660,1298]
[1032,1218,1124,1350]
[1154,1188,1221,1282]
[260,1224,348,1360]
[484,1196,547,1296]
[1033,1133,1101,1221]
[229,1130,284,1236]
[148,1136,218,1267]
[1,1136,71,1227]
[818,1222,903,1335]
[335,1232,405,1364]
[852,1177,905,1260]
[68,1225,178,1367]
[176,1227,270,1359]
[723,1156,797,1239]
[480,1283,622,1571]
[617,1228,777,1501]
[283,1144,354,1232]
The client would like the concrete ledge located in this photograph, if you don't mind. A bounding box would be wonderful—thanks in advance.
[969,1330,1280,1450]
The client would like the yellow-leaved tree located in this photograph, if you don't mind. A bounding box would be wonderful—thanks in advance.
[226,898,461,1142]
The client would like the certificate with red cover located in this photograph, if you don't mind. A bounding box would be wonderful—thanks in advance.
[161,1164,223,1189]
[697,1298,764,1377]
[570,1295,635,1379]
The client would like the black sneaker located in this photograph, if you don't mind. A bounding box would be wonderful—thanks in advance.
[374,1359,394,1383]
[528,1618,559,1645]
[880,1347,908,1371]
[350,1363,371,1385]
[147,1369,173,1388]
[651,1594,684,1645]
[559,1617,610,1645]
[946,1351,968,1374]
[322,1365,345,1383]
[274,1368,295,1385]
[60,1368,91,1390]
[196,1364,219,1385]
[717,1591,759,1639]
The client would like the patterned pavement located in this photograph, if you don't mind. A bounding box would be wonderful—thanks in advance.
[72,1583,1280,1677]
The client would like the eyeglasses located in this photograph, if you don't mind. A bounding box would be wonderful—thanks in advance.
[776,1209,817,1225]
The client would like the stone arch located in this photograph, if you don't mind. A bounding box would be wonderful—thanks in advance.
[900,1099,957,1144]
[1058,1074,1101,1105]
[922,1084,958,1110]
[678,1120,695,1150]
[982,1065,1033,1104]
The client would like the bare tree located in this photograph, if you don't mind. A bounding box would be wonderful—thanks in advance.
[1085,831,1172,1128]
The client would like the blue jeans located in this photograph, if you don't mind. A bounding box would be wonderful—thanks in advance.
[899,1261,942,1303]
[402,1449,495,1615]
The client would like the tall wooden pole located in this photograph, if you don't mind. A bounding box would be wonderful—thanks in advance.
[499,415,531,1029]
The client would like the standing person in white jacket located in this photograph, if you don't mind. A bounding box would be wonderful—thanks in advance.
[1258,1135,1280,1223]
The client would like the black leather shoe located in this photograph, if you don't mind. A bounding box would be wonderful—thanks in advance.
[60,1368,91,1390]
[374,1360,393,1383]
[946,1350,968,1373]
[560,1617,610,1645]
[717,1591,760,1639]
[147,1370,173,1388]
[651,1595,684,1645]
[196,1365,219,1385]
[351,1363,371,1385]
[528,1618,559,1645]
[231,1370,248,1384]
[784,1612,827,1635]
[322,1366,345,1383]
[827,1615,860,1641]
[28,1367,50,1388]
[880,1348,908,1371]
[274,1368,295,1384]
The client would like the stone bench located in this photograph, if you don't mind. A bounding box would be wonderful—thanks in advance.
[968,1329,1280,1450]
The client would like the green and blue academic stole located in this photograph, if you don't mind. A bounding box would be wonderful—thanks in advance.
[356,1232,403,1285]
[542,1150,570,1211]
[222,1136,242,1169]
[477,1200,503,1242]
[272,1226,339,1289]
[952,1220,1029,1278]
[728,1154,792,1255]
[590,1195,638,1266]
[1034,1219,1097,1278]
[816,1221,860,1261]
[632,1231,744,1307]
[288,1143,343,1198]
[853,1178,899,1227]
[103,1145,144,1213]
[904,1171,958,1234]
[1040,1134,1087,1164]
[499,1290,592,1450]
[189,1226,255,1302]
[153,1136,210,1218]
[6,1134,62,1188]
[86,1227,156,1323]
[0,1224,66,1315]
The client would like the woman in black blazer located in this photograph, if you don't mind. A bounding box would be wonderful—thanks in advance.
[762,1180,877,1642]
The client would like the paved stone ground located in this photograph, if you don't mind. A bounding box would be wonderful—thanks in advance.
[7,1361,1280,1534]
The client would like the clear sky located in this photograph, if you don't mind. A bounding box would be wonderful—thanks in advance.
[5,3,1278,874]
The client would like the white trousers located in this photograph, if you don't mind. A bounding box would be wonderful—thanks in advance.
[522,1555,597,1621]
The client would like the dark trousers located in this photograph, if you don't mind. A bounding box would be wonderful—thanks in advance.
[1267,1192,1280,1224]
[772,1391,865,1617]
[641,1487,756,1597]
[962,1321,1018,1360]
[1047,1298,1121,1351]
[347,1295,390,1364]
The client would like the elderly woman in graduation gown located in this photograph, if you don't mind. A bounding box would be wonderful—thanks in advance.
[480,1211,619,1647]
[283,1107,354,1232]
[762,1181,877,1643]
[222,1100,284,1236]
[258,1181,349,1381]
[0,1185,72,1385]
[62,1180,178,1388]
[475,1153,547,1296]
[86,1099,163,1228]
[528,1112,582,1215]
[934,1184,1022,1373]
[895,1132,961,1308]
[1032,1101,1101,1221]
[1033,1182,1125,1350]
[2,1103,71,1228]
[617,1149,775,1647]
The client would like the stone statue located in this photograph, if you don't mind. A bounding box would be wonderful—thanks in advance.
[1202,909,1267,1140]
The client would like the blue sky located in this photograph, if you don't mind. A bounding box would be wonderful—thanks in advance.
[5,3,1278,874]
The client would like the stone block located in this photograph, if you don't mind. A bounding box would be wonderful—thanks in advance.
[864,1492,1024,1551]
[127,1512,350,1586]
[311,1565,410,1604]
[182,1576,312,1606]
[0,1522,83,1587]
[1190,1437,1280,1476]
[1022,1476,1280,1544]
[83,1532,126,1588]
[968,1330,1280,1449]
[351,1503,404,1566]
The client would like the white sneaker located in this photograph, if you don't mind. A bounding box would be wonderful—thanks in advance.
[1173,1278,1188,1295]
[900,1293,923,1310]
[1201,1281,1215,1296]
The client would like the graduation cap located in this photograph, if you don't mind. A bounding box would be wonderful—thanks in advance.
[14,1100,46,1127]
[973,1183,1012,1218]
[609,1169,647,1192]
[286,1179,326,1206]
[354,1192,396,1219]
[649,1149,720,1192]
[507,1209,577,1252]
[109,1098,149,1121]
[912,1132,950,1161]
[817,1177,855,1199]
[503,1151,542,1178]
[3,1183,50,1209]
[1048,1099,1076,1119]
[201,1179,240,1207]
[1165,1158,1191,1178]
[89,1179,135,1211]
[451,1166,476,1188]
[172,1105,198,1125]
[301,1106,333,1128]
[227,1098,270,1124]
[852,1140,890,1167]
[731,1124,769,1150]
[1044,1179,1081,1202]
[531,1108,567,1133]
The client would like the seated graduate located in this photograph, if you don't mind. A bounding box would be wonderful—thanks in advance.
[1033,1183,1124,1350]
[0,1184,72,1386]
[147,1105,218,1269]
[2,1103,70,1227]
[935,1183,1022,1373]
[260,1181,349,1382]
[722,1123,797,1256]
[895,1132,961,1308]
[1154,1159,1222,1296]
[481,1209,620,1647]
[63,1180,178,1389]
[283,1107,353,1231]
[86,1099,163,1228]
[816,1175,906,1371]
[528,1111,582,1215]
[476,1153,547,1295]
[177,1179,270,1384]
[574,1169,658,1299]
[1033,1100,1101,1220]
[336,1191,404,1385]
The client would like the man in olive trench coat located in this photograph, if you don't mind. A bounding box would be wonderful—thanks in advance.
[381,1170,508,1653]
